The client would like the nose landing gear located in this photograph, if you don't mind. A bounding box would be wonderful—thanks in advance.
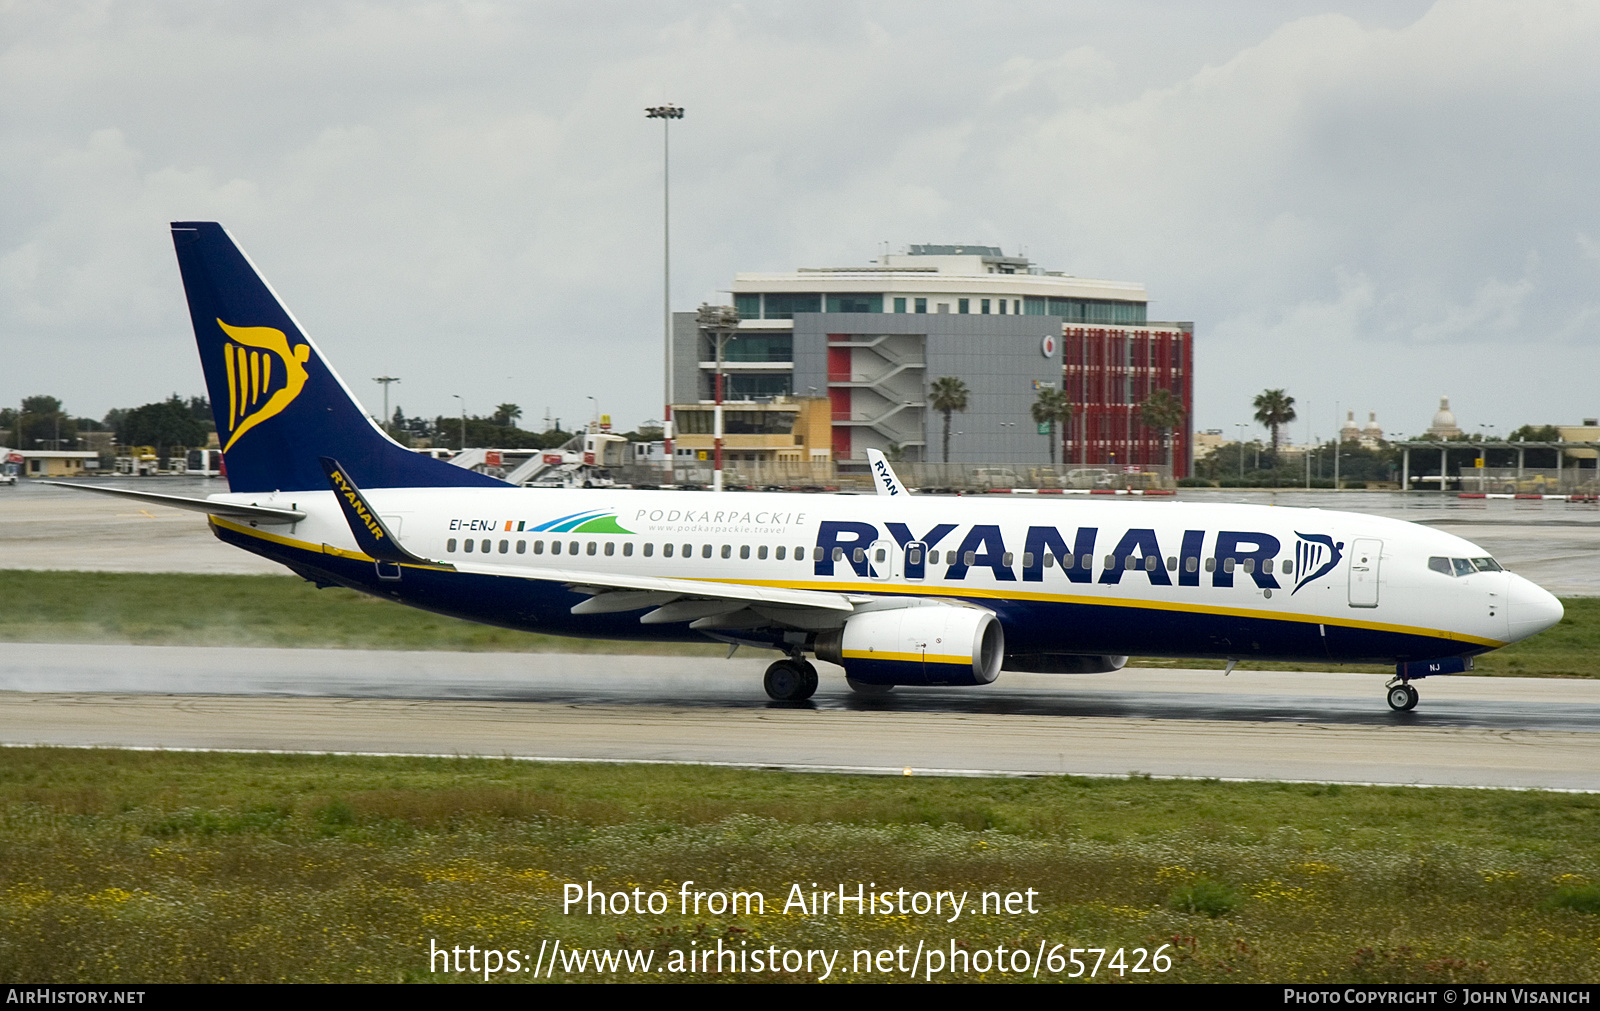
[1386,680,1420,711]
[763,657,819,701]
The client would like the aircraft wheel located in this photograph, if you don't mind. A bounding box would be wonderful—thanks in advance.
[764,659,815,701]
[846,678,895,697]
[1387,684,1418,711]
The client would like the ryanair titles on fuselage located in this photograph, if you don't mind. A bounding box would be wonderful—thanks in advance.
[453,506,1342,594]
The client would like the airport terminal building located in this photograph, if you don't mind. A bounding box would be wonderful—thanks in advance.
[669,245,1193,476]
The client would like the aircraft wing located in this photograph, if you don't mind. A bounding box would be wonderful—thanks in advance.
[317,456,858,617]
[450,559,857,613]
[38,481,306,522]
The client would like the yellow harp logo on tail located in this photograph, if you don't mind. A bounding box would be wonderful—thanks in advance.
[217,319,311,452]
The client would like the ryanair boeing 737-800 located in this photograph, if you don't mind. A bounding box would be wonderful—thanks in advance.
[54,223,1565,709]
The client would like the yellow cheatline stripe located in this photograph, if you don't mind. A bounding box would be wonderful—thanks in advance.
[209,519,1504,649]
[842,650,970,665]
[713,577,1507,649]
[209,517,449,572]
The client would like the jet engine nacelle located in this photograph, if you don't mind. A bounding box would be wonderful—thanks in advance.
[1003,653,1129,674]
[815,603,1003,686]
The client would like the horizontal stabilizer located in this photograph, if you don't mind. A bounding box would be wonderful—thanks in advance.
[38,481,305,523]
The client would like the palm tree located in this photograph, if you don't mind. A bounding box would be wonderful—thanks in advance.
[1252,389,1296,466]
[1138,387,1186,473]
[493,403,522,428]
[1029,387,1071,465]
[928,377,970,463]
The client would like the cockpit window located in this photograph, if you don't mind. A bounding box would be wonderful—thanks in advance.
[1431,555,1503,577]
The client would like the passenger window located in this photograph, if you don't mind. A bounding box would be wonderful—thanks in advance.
[499,540,509,553]
[534,540,545,554]
[756,545,766,560]
[447,538,457,552]
[1205,557,1216,573]
[1262,558,1273,574]
[1185,557,1198,573]
[775,546,785,560]
[814,547,825,561]
[853,547,865,563]
[1104,554,1115,569]
[833,547,844,562]
[1242,558,1255,574]
[1166,556,1176,571]
[721,545,732,559]
[909,548,923,565]
[1002,552,1014,566]
[663,543,674,558]
[622,542,633,557]
[683,544,692,557]
[929,550,940,564]
[464,539,475,553]
[741,545,751,560]
[1042,552,1053,568]
[604,542,614,556]
[568,541,579,555]
[701,544,712,559]
[1223,558,1236,573]
[1081,554,1092,570]
[1452,558,1475,577]
[1281,559,1292,575]
[516,540,526,554]
[1144,556,1157,571]
[965,551,977,565]
[1022,552,1033,567]
[1125,556,1137,571]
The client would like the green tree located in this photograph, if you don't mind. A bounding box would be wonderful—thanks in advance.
[17,395,76,450]
[1138,387,1186,472]
[119,395,207,461]
[928,377,970,464]
[493,403,522,428]
[1508,424,1560,442]
[1252,389,1297,466]
[1029,387,1071,465]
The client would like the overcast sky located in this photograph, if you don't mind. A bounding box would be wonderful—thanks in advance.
[5,0,1598,441]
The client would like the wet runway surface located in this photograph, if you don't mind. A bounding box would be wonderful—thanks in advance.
[4,643,1598,733]
[4,646,1599,789]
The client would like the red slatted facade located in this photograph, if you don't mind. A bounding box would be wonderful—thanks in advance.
[1061,325,1193,478]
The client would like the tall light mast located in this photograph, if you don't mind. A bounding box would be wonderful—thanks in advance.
[646,104,684,485]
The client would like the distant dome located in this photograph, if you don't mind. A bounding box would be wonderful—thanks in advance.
[1363,411,1383,440]
[1428,396,1462,438]
[1340,410,1360,440]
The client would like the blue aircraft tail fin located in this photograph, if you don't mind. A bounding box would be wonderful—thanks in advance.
[169,221,507,493]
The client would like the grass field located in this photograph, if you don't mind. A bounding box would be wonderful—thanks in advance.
[0,748,1595,983]
[0,569,1595,677]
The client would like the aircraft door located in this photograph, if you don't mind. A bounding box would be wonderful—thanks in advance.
[1348,538,1382,608]
[868,539,896,581]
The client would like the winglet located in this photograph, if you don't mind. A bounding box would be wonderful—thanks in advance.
[865,448,910,497]
[320,456,445,567]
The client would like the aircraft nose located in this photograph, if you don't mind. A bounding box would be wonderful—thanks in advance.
[1506,574,1563,641]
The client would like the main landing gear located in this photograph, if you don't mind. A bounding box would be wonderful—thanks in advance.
[763,657,819,701]
[1386,680,1420,712]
